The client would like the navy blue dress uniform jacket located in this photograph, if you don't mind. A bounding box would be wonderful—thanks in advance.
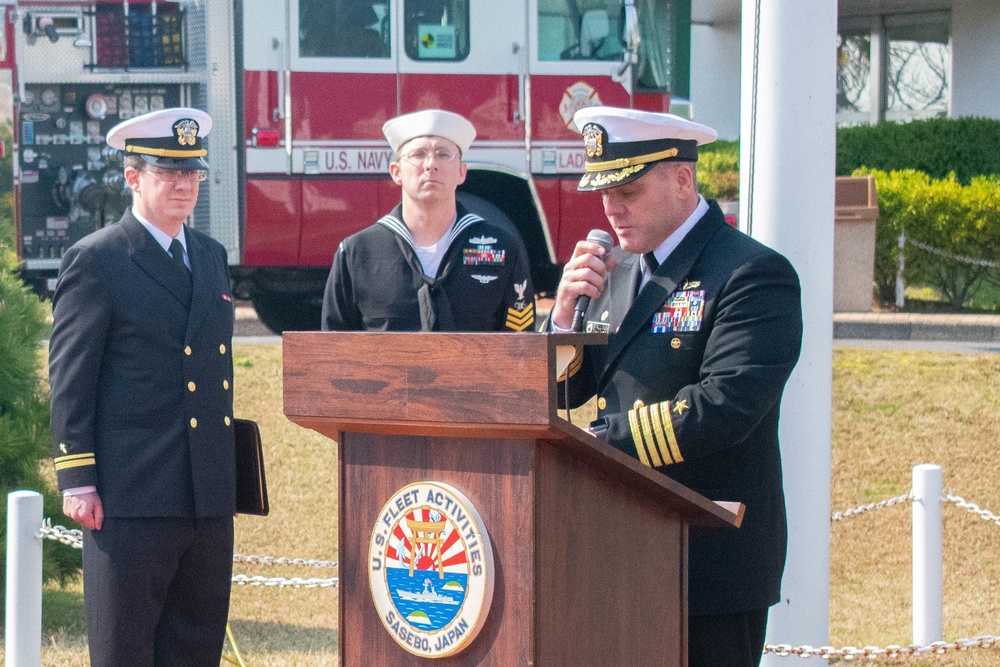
[322,202,535,332]
[49,211,237,518]
[558,200,803,616]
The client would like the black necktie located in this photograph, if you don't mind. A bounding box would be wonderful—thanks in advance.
[644,252,660,274]
[169,238,189,275]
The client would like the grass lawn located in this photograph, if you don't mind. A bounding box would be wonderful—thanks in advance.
[4,344,1000,665]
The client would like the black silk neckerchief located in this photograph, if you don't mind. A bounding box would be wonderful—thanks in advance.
[392,234,457,331]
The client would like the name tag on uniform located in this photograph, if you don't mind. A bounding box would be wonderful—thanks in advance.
[652,290,705,333]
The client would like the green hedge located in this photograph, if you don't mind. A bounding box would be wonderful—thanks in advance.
[858,168,1000,308]
[697,139,739,200]
[0,233,80,600]
[838,117,1000,183]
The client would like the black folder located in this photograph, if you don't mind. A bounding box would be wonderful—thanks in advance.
[234,418,269,516]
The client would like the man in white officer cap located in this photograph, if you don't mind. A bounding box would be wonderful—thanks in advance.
[550,106,803,667]
[49,107,239,666]
[321,108,535,332]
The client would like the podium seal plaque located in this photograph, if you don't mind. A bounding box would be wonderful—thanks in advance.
[368,481,495,658]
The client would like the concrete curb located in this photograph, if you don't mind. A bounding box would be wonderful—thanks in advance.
[834,313,1000,342]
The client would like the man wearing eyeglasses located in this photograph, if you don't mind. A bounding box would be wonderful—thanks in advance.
[321,108,536,332]
[48,107,238,666]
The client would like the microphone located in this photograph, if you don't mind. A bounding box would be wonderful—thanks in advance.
[571,229,615,332]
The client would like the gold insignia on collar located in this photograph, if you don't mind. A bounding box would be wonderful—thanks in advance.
[673,399,689,416]
[683,280,701,289]
[174,119,200,147]
[582,124,603,157]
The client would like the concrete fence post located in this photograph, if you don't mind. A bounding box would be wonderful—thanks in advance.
[912,464,943,645]
[896,232,906,309]
[5,490,44,666]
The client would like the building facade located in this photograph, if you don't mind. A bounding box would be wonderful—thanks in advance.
[690,0,1000,139]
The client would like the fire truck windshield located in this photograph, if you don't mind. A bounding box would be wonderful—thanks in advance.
[299,1,390,58]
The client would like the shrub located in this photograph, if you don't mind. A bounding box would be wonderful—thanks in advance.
[838,117,1000,183]
[698,139,739,200]
[0,243,80,599]
[859,168,1000,308]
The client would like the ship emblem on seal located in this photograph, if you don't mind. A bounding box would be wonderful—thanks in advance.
[369,481,495,658]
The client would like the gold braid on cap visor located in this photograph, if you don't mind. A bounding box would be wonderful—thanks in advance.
[126,145,208,158]
[584,147,679,172]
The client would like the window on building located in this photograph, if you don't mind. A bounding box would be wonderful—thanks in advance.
[403,0,469,61]
[836,28,872,125]
[299,1,390,58]
[836,11,950,126]
[885,14,949,121]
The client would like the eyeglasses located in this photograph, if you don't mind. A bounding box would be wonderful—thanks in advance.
[398,148,459,166]
[143,167,209,183]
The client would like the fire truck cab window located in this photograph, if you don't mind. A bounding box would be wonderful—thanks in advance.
[404,0,470,61]
[299,1,390,58]
[538,0,624,61]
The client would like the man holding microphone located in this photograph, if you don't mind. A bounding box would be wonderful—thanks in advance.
[551,106,803,667]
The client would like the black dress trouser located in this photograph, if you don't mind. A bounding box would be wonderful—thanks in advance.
[688,608,770,667]
[83,516,234,667]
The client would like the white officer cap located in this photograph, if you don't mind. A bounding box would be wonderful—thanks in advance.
[382,109,477,156]
[572,106,717,191]
[106,107,212,170]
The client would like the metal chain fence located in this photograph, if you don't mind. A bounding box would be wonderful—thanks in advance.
[36,487,1000,659]
[38,520,339,589]
[906,237,1000,269]
[831,492,913,522]
[762,489,1000,658]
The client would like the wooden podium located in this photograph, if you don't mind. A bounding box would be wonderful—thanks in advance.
[283,332,743,666]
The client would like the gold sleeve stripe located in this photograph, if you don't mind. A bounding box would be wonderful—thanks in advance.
[506,304,536,331]
[627,409,653,468]
[556,345,584,382]
[638,406,664,467]
[54,458,96,471]
[649,402,675,465]
[54,453,95,463]
[660,401,684,464]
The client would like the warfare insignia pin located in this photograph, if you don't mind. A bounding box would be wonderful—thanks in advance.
[469,236,497,246]
[369,482,494,658]
[470,274,498,285]
[682,280,701,290]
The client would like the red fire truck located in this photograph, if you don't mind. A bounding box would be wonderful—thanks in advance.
[10,0,690,332]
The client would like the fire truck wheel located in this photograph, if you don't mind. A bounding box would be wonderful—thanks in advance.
[251,290,323,334]
[455,191,519,237]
